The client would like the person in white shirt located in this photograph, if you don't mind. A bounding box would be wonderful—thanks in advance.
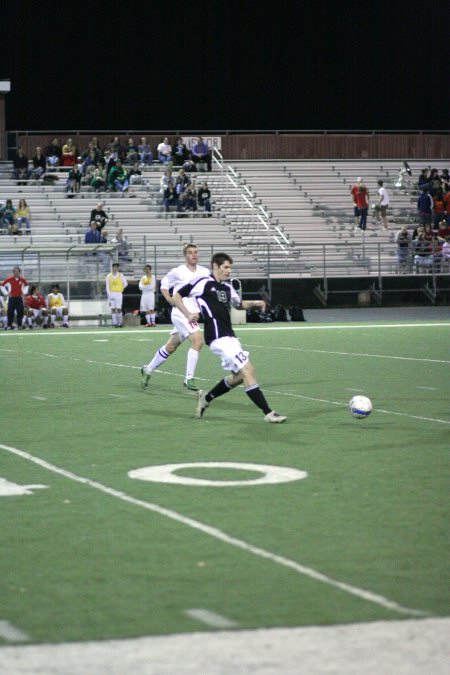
[157,137,172,165]
[377,180,390,229]
[105,263,128,328]
[139,264,156,327]
[141,243,210,392]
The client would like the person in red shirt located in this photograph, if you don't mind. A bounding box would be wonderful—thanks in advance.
[25,285,48,329]
[350,177,362,227]
[355,182,369,231]
[1,266,28,329]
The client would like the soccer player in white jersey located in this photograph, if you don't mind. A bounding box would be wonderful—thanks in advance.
[105,263,128,327]
[172,251,287,423]
[139,264,156,327]
[141,243,210,392]
[46,284,70,328]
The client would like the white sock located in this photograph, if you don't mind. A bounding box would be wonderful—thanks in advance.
[117,312,122,325]
[145,313,151,325]
[150,312,156,325]
[147,347,170,373]
[186,348,199,380]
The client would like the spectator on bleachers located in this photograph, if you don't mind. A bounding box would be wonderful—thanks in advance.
[163,184,180,213]
[45,138,62,168]
[129,162,143,185]
[66,164,82,196]
[197,182,212,215]
[91,167,106,193]
[350,177,362,227]
[111,228,132,263]
[1,199,17,235]
[90,202,109,231]
[61,138,77,167]
[413,230,434,271]
[355,182,369,232]
[125,138,140,165]
[441,236,450,269]
[417,188,433,226]
[173,136,189,167]
[432,189,445,227]
[138,137,153,165]
[104,136,125,161]
[81,149,102,180]
[443,183,450,226]
[440,169,449,192]
[16,199,32,235]
[80,141,103,166]
[31,146,46,180]
[179,183,198,213]
[157,137,172,165]
[418,168,432,192]
[376,180,390,229]
[175,168,191,195]
[85,221,102,243]
[191,136,212,172]
[107,159,129,192]
[13,147,31,183]
[395,225,411,272]
[160,168,174,194]
[25,285,48,329]
[436,219,450,239]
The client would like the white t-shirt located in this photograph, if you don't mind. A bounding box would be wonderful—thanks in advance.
[378,187,390,206]
[157,142,172,156]
[161,263,210,317]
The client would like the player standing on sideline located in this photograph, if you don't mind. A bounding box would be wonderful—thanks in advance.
[139,264,156,327]
[46,284,70,327]
[25,285,48,329]
[106,263,128,328]
[141,243,210,392]
[1,266,28,329]
[172,252,287,423]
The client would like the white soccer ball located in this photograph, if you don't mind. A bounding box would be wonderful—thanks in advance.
[349,395,372,419]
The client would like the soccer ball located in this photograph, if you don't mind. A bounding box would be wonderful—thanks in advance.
[349,395,372,419]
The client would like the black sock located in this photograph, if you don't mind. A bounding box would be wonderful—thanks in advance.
[245,384,271,415]
[206,377,232,402]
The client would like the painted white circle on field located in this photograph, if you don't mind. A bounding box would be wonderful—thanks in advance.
[128,462,307,487]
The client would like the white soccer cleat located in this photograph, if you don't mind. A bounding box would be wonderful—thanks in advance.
[196,390,209,418]
[264,411,287,424]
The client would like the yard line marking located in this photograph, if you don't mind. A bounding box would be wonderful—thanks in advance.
[30,396,47,401]
[0,443,430,619]
[0,620,30,642]
[416,386,437,391]
[184,609,238,628]
[108,394,127,399]
[243,343,450,365]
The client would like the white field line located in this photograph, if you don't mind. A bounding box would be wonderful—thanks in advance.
[0,322,449,340]
[0,620,30,642]
[184,609,238,628]
[0,442,430,619]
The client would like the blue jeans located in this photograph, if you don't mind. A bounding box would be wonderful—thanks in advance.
[358,207,368,230]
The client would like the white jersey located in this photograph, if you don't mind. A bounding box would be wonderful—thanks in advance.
[161,263,210,317]
[139,274,156,294]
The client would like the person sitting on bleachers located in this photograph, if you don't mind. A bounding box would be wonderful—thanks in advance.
[1,199,17,235]
[111,228,132,263]
[90,202,109,231]
[197,182,212,215]
[432,189,445,227]
[31,146,46,180]
[128,162,143,184]
[80,141,103,166]
[81,149,103,181]
[61,138,77,167]
[441,236,450,270]
[160,168,174,194]
[124,138,140,165]
[179,183,198,213]
[66,164,82,196]
[191,136,212,172]
[13,147,31,184]
[172,136,189,167]
[436,219,450,239]
[45,138,62,168]
[138,137,153,165]
[85,221,102,243]
[91,167,106,193]
[175,168,191,195]
[157,137,172,165]
[163,184,180,213]
[413,228,434,271]
[104,136,125,162]
[107,159,129,192]
[16,199,32,234]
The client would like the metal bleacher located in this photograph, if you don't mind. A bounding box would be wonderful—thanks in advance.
[1,157,449,291]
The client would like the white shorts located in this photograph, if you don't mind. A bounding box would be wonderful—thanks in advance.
[29,308,45,318]
[108,292,123,310]
[140,292,155,312]
[50,306,67,316]
[210,336,249,373]
[170,307,200,342]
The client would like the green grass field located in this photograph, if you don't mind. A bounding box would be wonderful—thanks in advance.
[0,320,449,647]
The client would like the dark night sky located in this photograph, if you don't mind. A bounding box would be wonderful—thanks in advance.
[2,0,449,132]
